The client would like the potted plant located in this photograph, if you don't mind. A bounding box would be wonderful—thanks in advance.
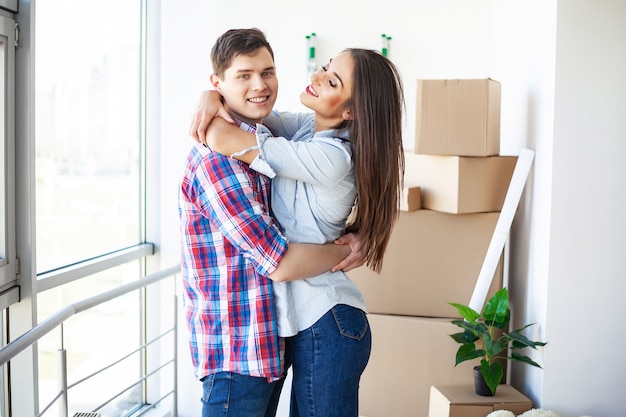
[448,287,547,396]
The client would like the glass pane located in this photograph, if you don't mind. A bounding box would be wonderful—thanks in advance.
[34,0,142,273]
[37,261,143,416]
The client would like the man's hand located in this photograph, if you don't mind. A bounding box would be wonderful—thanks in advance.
[189,90,233,145]
[331,233,366,272]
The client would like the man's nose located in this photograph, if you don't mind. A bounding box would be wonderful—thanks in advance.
[250,74,266,90]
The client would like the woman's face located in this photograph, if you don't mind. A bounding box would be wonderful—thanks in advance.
[300,51,354,130]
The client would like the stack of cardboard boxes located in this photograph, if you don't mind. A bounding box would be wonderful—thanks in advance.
[348,79,518,417]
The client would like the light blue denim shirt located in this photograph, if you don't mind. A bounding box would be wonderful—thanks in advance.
[250,110,367,337]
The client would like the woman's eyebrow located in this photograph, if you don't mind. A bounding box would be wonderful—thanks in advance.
[327,59,344,86]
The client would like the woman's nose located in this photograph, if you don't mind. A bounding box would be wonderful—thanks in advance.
[310,68,323,83]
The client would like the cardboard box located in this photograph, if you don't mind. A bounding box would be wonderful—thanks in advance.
[347,209,503,318]
[428,385,532,417]
[415,79,501,156]
[400,186,422,211]
[405,153,517,214]
[359,315,479,417]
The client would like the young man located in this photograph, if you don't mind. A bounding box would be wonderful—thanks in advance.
[179,28,352,417]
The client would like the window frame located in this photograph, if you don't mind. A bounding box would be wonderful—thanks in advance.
[0,12,17,305]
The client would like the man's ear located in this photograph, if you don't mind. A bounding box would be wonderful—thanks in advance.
[342,108,353,121]
[209,74,222,92]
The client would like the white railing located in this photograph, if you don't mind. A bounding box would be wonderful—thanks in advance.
[0,265,180,417]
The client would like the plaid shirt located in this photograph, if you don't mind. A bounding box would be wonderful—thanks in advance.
[178,120,288,382]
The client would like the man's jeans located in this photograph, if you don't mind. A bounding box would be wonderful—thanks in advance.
[289,304,372,417]
[201,354,290,417]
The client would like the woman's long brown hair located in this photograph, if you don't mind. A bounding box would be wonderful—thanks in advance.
[342,49,405,273]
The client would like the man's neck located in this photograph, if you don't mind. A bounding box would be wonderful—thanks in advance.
[225,108,262,127]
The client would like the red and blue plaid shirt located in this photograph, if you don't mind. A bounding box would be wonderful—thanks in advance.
[178,120,288,382]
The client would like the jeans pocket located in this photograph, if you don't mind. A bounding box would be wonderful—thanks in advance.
[331,304,369,341]
[201,373,216,403]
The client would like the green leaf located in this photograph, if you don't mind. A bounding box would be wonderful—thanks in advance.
[450,331,478,344]
[510,352,543,368]
[508,327,548,349]
[450,319,485,337]
[480,359,503,395]
[483,288,510,327]
[489,309,511,330]
[455,343,485,365]
[483,332,506,358]
[513,323,534,332]
[449,302,480,323]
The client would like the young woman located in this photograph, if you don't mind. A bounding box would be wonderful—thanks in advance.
[191,48,405,417]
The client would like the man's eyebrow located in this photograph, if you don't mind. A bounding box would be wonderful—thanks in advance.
[234,66,275,73]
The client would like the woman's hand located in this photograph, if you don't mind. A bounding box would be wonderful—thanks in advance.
[331,233,366,272]
[188,90,233,145]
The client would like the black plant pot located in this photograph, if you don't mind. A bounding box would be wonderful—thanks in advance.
[473,366,494,396]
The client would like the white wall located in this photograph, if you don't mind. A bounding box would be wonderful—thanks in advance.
[542,1,626,416]
[160,1,626,416]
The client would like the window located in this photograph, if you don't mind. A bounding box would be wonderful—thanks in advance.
[35,0,143,274]
[33,1,150,415]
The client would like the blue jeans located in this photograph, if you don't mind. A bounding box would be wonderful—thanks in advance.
[201,341,292,417]
[289,304,372,417]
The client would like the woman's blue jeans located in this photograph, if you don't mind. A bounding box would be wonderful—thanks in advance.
[289,304,372,417]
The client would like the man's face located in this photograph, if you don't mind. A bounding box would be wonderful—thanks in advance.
[212,48,278,125]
